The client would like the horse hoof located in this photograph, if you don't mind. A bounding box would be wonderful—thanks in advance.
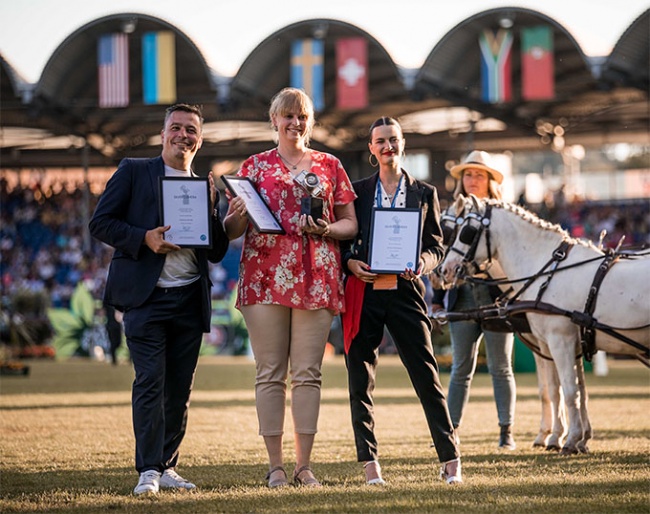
[560,446,579,456]
[577,445,590,454]
[545,444,561,452]
[532,442,546,449]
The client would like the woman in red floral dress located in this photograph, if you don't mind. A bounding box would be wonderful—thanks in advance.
[224,88,357,488]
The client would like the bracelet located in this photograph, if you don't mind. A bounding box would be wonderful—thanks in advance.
[322,224,331,237]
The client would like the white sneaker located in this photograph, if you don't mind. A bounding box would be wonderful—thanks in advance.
[133,470,161,495]
[160,468,196,490]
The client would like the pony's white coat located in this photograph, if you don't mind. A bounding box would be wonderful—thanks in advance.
[441,196,650,454]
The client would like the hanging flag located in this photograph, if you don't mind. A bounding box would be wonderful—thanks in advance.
[142,31,176,105]
[98,33,129,108]
[336,38,368,110]
[479,28,513,104]
[521,26,554,100]
[291,39,324,111]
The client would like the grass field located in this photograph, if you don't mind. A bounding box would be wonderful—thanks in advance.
[1,355,649,513]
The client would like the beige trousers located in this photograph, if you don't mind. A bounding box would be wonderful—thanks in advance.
[240,304,333,436]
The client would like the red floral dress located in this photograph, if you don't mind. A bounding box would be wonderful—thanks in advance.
[235,148,356,315]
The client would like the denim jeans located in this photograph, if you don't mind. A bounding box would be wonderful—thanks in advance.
[447,284,516,428]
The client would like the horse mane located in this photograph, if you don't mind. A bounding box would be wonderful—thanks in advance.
[483,198,599,251]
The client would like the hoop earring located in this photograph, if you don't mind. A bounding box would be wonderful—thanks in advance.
[368,154,379,167]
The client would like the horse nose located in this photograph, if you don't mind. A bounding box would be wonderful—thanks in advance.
[439,262,454,283]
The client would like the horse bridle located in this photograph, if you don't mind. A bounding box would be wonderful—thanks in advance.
[440,211,463,246]
[448,203,494,277]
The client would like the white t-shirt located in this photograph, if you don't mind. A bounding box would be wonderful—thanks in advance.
[156,165,200,288]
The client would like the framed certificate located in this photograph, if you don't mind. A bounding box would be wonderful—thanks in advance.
[159,177,212,248]
[368,208,422,274]
[221,175,285,234]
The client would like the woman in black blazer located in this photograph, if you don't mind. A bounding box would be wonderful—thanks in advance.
[341,117,461,486]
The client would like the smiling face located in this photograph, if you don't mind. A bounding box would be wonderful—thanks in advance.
[368,124,405,169]
[462,167,490,198]
[269,88,314,147]
[160,110,203,171]
[273,110,310,146]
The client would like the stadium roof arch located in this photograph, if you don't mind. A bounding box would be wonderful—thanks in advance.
[601,8,649,91]
[21,13,220,159]
[222,18,450,154]
[0,8,647,172]
[409,7,649,153]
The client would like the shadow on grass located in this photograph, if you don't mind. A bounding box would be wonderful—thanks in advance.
[2,455,648,514]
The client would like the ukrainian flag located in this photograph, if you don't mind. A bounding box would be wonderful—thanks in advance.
[142,31,176,105]
[291,39,324,111]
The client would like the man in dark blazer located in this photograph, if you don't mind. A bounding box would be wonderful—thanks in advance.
[89,104,228,495]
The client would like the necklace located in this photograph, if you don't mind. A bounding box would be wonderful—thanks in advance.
[382,182,399,198]
[277,149,306,170]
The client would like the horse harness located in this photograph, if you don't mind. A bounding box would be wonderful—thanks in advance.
[443,203,650,364]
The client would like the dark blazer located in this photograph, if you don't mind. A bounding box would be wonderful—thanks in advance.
[89,156,228,332]
[342,170,445,275]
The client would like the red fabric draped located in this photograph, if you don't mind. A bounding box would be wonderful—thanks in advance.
[342,275,365,354]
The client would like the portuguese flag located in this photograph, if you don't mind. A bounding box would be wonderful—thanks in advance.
[521,26,554,100]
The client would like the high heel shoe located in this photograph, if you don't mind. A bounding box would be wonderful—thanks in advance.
[363,460,386,485]
[440,458,462,485]
[266,466,288,488]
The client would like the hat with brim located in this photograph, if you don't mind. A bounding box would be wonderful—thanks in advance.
[450,150,504,184]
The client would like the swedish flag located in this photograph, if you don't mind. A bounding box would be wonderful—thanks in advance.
[291,39,324,111]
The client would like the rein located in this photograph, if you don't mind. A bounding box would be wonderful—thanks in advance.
[434,300,650,365]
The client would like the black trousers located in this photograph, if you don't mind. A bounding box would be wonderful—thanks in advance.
[344,277,459,464]
[123,280,204,473]
[104,303,123,365]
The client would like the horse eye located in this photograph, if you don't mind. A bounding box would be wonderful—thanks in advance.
[459,226,477,245]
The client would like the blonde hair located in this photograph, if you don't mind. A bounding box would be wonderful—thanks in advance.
[453,170,502,200]
[269,87,315,145]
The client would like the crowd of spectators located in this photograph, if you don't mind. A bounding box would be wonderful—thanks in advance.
[0,174,648,353]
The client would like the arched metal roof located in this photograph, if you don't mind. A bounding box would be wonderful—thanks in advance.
[227,18,448,151]
[1,54,29,122]
[31,12,220,157]
[415,8,594,135]
[0,9,647,170]
[409,7,648,151]
[601,8,649,90]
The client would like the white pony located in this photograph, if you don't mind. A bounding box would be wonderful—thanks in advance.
[436,204,567,451]
[439,195,650,455]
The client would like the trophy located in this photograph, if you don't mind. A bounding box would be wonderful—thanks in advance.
[293,170,324,219]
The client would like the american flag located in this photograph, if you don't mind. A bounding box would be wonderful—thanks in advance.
[98,33,129,108]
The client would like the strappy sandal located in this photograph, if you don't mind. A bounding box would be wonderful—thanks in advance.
[440,458,462,485]
[265,466,288,488]
[293,465,322,487]
[363,460,386,485]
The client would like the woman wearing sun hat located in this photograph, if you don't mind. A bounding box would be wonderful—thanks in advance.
[431,150,517,450]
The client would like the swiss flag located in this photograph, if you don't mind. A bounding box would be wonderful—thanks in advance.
[336,38,368,110]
